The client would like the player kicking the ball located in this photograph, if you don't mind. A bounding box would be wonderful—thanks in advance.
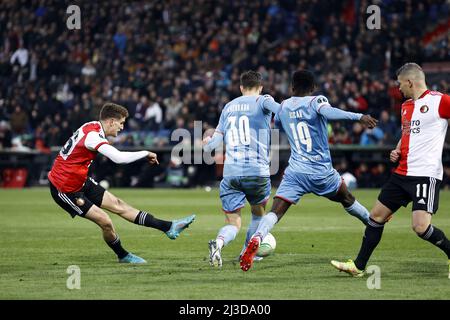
[48,103,195,264]
[331,63,450,277]
[240,70,378,271]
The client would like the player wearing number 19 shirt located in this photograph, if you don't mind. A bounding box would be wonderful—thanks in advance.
[331,63,450,278]
[240,70,378,271]
[48,103,195,264]
[203,71,281,267]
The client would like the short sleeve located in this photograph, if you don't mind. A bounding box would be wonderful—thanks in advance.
[438,94,450,119]
[85,131,109,151]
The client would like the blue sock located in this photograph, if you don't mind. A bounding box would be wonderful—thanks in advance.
[216,225,239,249]
[240,214,262,255]
[253,212,278,242]
[345,200,370,225]
[245,214,262,246]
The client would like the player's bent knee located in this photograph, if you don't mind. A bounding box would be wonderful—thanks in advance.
[412,222,429,235]
[87,207,114,231]
[370,201,392,223]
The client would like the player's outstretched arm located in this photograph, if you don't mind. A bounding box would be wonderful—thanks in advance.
[318,105,378,128]
[203,131,223,152]
[261,94,281,114]
[359,114,378,129]
[97,144,151,164]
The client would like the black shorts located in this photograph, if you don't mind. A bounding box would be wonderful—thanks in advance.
[378,173,441,214]
[49,177,106,218]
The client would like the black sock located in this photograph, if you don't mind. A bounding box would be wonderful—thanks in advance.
[107,236,129,259]
[354,217,385,270]
[134,211,171,232]
[419,225,450,259]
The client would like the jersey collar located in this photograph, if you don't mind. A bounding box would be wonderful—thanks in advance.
[98,121,106,138]
[417,89,430,100]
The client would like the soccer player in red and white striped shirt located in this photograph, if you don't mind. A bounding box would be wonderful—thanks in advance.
[332,63,450,277]
[48,103,195,263]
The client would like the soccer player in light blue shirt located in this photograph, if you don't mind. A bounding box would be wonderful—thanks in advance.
[203,71,280,267]
[240,70,378,271]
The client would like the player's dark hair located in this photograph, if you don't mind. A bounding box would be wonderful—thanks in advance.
[240,71,262,89]
[292,70,316,95]
[100,103,129,120]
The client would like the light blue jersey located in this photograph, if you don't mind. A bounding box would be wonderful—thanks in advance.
[275,94,362,204]
[275,95,361,175]
[211,94,280,177]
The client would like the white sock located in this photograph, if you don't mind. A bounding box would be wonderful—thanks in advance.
[253,212,278,242]
[345,200,369,225]
[216,224,239,249]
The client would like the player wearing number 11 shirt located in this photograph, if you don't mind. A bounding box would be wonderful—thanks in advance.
[48,103,195,264]
[240,70,378,271]
[331,63,450,278]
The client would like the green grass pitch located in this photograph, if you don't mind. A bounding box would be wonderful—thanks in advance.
[1,187,449,299]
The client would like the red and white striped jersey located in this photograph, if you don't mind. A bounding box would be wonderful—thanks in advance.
[48,121,109,193]
[395,90,450,180]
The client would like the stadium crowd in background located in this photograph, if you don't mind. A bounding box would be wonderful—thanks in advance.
[0,0,449,187]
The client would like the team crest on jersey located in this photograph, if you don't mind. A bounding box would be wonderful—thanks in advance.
[420,105,429,113]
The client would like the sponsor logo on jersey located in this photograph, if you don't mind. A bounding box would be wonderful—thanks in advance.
[420,105,429,113]
[402,119,421,134]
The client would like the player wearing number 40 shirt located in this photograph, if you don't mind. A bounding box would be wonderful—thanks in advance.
[48,103,195,264]
[240,70,378,272]
[331,63,450,278]
[202,71,281,268]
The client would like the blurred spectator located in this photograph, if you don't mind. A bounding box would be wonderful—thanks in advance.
[360,127,384,146]
[144,99,163,132]
[355,163,372,188]
[0,121,12,149]
[378,110,399,144]
[10,45,28,67]
[371,163,390,187]
[129,96,149,131]
[0,0,448,187]
[10,105,29,135]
